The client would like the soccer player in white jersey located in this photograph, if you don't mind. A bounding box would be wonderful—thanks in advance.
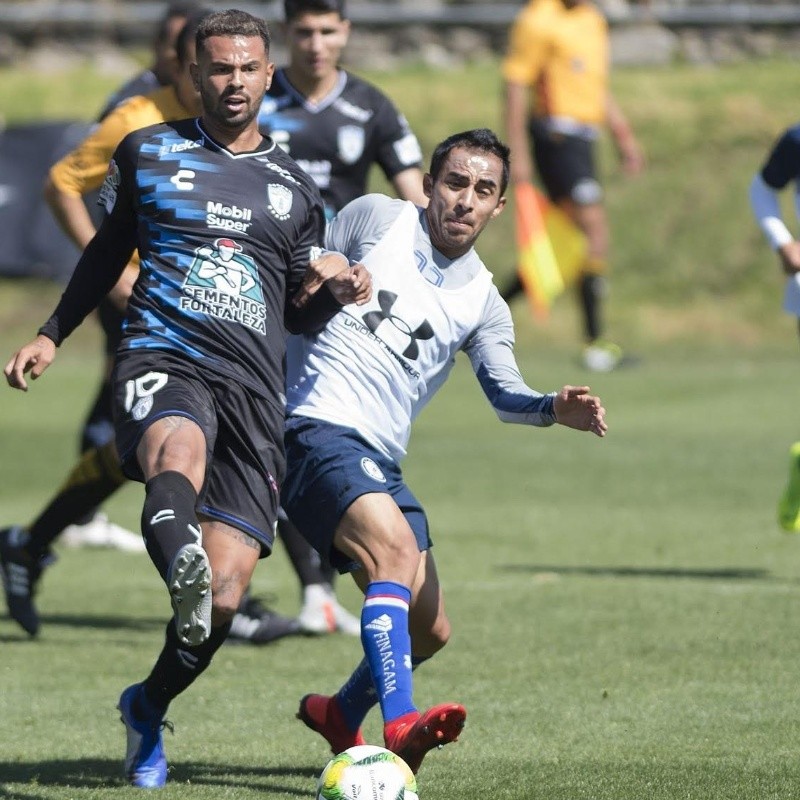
[283,128,608,773]
[750,124,800,530]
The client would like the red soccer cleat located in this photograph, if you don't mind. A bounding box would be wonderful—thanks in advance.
[297,693,366,754]
[384,703,467,773]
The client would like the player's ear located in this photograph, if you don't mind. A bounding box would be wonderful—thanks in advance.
[189,62,200,91]
[491,195,507,218]
[422,173,433,198]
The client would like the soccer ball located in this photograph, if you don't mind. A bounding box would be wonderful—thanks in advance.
[316,745,419,800]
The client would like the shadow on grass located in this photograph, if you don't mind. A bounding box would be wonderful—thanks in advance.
[0,613,166,643]
[0,759,319,796]
[498,564,773,581]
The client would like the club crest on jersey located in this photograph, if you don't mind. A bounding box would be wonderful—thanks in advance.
[180,238,267,333]
[337,125,365,165]
[360,457,386,483]
[99,159,121,213]
[267,183,293,220]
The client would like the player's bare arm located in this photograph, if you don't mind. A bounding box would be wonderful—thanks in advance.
[553,385,607,437]
[4,334,57,391]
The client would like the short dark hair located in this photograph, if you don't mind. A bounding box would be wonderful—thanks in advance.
[429,128,511,196]
[155,2,205,45]
[175,9,212,64]
[196,9,271,57]
[283,0,347,23]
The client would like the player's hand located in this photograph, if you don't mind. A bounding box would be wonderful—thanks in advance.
[777,241,800,275]
[4,335,57,391]
[293,252,351,309]
[619,138,645,176]
[553,385,607,438]
[326,263,372,306]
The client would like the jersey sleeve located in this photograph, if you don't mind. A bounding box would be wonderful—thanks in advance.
[501,6,550,86]
[371,94,424,180]
[38,135,139,345]
[761,126,800,190]
[462,287,557,426]
[49,100,143,197]
[324,194,400,262]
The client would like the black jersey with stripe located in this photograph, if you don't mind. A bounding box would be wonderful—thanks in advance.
[258,68,422,218]
[40,117,331,413]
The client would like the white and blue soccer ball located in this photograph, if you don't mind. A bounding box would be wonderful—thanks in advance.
[316,745,419,800]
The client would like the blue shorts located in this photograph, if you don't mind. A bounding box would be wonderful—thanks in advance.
[282,416,431,573]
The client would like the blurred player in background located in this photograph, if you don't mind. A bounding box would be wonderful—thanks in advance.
[67,2,205,549]
[749,124,800,531]
[256,0,427,635]
[286,128,607,773]
[501,0,644,371]
[5,10,371,788]
[0,10,303,646]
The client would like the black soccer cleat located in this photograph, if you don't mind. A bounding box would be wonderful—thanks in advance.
[0,526,43,636]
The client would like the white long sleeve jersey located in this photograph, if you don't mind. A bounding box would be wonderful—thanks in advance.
[285,194,556,461]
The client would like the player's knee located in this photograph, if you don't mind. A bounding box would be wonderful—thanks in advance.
[209,576,245,622]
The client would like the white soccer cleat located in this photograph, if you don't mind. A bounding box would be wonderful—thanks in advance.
[168,543,212,646]
[298,583,361,636]
[61,512,146,552]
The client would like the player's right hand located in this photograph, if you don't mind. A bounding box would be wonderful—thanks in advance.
[778,241,800,275]
[4,335,57,391]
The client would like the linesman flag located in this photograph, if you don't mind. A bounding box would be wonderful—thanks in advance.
[514,182,587,320]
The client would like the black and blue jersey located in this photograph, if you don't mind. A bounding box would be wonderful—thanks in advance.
[40,117,337,414]
[258,68,422,218]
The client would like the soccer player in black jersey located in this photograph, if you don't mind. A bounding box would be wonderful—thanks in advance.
[4,10,370,789]
[257,0,428,634]
[258,0,427,220]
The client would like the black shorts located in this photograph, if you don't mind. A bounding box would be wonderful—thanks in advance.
[529,120,603,205]
[112,349,282,555]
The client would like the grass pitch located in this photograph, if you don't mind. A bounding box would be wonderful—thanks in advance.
[2,327,800,799]
[3,54,800,799]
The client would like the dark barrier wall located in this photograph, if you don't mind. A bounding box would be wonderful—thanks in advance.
[0,122,90,283]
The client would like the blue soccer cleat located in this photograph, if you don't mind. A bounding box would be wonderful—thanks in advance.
[118,683,170,789]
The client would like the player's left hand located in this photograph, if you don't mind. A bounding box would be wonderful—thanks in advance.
[294,252,352,308]
[325,263,372,306]
[553,385,607,437]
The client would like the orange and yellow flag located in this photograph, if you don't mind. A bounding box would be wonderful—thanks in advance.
[514,183,587,320]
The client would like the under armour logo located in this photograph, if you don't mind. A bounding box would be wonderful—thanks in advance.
[362,290,433,360]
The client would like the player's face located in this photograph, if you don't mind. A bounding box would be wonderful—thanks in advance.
[153,14,187,83]
[286,12,350,82]
[193,35,275,131]
[423,147,506,260]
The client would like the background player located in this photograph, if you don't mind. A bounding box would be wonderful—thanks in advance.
[64,2,205,549]
[284,128,607,773]
[750,123,800,531]
[501,0,644,372]
[257,0,427,635]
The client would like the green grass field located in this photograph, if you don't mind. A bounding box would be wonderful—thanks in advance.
[3,56,800,799]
